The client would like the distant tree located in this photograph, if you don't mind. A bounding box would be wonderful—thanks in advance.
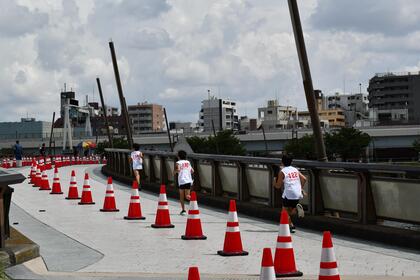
[187,130,246,156]
[284,134,317,160]
[214,130,246,156]
[96,137,129,155]
[186,136,209,154]
[284,128,370,161]
[325,127,371,161]
[0,148,13,157]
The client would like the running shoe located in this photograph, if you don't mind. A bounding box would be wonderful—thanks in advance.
[296,203,305,218]
[289,225,296,233]
[180,210,187,216]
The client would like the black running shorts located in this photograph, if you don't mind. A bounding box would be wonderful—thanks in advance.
[179,183,192,190]
[282,197,299,208]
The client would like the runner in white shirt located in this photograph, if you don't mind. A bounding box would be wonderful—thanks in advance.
[129,143,143,190]
[174,150,194,215]
[274,154,307,233]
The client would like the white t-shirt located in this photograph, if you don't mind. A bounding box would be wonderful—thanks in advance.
[281,166,303,200]
[131,151,143,170]
[176,160,193,185]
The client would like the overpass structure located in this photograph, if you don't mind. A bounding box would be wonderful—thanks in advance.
[1,126,420,158]
[4,163,420,279]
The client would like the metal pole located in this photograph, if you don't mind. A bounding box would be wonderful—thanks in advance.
[211,120,220,154]
[211,120,217,137]
[96,77,113,148]
[287,0,327,161]
[261,125,268,155]
[109,41,133,149]
[48,112,55,156]
[163,108,173,152]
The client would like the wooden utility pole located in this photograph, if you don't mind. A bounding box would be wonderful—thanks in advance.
[288,0,327,161]
[96,77,113,148]
[163,108,173,152]
[109,41,133,149]
[48,112,55,156]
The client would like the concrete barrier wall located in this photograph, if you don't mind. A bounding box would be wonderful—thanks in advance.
[106,149,420,225]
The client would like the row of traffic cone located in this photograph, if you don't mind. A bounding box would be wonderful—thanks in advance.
[186,230,339,280]
[27,164,340,279]
[29,166,142,218]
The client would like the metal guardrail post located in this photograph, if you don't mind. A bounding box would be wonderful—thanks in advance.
[117,153,122,175]
[110,152,114,172]
[122,153,129,177]
[237,162,250,202]
[160,156,167,185]
[192,159,201,192]
[211,160,222,196]
[356,171,377,224]
[149,156,156,183]
[268,164,282,208]
[308,169,324,215]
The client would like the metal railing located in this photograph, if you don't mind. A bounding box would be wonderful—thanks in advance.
[105,149,420,226]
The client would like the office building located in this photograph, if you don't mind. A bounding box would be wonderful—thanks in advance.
[368,71,420,125]
[239,116,258,131]
[298,90,346,128]
[325,93,369,126]
[198,94,239,132]
[127,102,164,133]
[258,100,298,130]
[0,119,52,139]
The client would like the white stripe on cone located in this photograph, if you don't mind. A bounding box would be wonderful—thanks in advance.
[276,242,293,249]
[260,268,276,280]
[320,268,339,276]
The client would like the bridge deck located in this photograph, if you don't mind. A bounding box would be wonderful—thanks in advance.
[5,165,420,279]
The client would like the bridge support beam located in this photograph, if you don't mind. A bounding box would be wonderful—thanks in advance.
[357,171,377,224]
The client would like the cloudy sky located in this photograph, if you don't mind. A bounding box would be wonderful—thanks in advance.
[2,0,420,123]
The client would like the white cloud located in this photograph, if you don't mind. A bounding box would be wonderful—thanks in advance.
[1,0,420,123]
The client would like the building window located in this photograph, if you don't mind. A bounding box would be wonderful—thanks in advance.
[267,110,273,114]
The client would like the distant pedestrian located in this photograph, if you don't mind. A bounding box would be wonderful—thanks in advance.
[13,140,23,167]
[274,154,306,233]
[130,143,143,191]
[174,150,194,215]
[39,143,46,159]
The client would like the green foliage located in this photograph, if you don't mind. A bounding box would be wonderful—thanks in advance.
[187,130,246,156]
[413,139,420,153]
[284,127,371,161]
[0,148,13,157]
[326,127,370,161]
[284,134,317,160]
[96,137,129,155]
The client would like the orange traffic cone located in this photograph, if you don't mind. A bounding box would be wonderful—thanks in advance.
[217,199,248,256]
[124,181,145,220]
[260,248,276,280]
[319,231,340,280]
[188,267,200,280]
[66,170,80,199]
[100,177,119,212]
[28,164,36,183]
[79,173,95,205]
[28,163,34,179]
[33,166,41,187]
[182,191,206,240]
[273,210,302,277]
[39,170,51,191]
[45,157,52,170]
[151,185,174,228]
[50,167,63,194]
